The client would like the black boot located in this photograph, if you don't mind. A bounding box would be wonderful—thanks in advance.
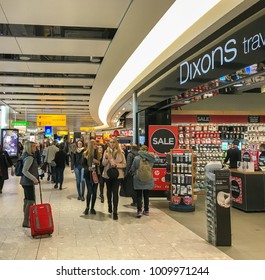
[83,208,89,215]
[22,200,35,228]
[113,212,118,220]
[108,205,112,213]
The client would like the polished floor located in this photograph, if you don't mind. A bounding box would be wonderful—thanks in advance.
[152,195,265,260]
[0,168,232,260]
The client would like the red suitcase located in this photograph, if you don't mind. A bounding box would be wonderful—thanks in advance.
[30,181,54,237]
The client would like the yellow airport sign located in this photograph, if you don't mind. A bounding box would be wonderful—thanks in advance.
[80,127,95,131]
[57,130,68,136]
[36,115,66,126]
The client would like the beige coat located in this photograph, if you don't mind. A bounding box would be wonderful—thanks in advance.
[102,150,126,179]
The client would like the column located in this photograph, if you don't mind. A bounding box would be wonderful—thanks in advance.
[132,91,138,144]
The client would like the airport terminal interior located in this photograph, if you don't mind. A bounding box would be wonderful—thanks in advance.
[0,0,265,261]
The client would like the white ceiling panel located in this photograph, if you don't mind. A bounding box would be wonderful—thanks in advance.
[0,37,21,53]
[7,100,88,105]
[0,76,94,86]
[11,105,89,110]
[17,38,111,57]
[0,86,91,94]
[27,62,99,74]
[0,0,131,28]
[0,61,30,72]
[0,6,7,23]
[1,94,89,101]
[0,76,34,84]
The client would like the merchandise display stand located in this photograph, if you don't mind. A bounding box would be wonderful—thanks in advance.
[205,163,231,246]
[169,149,195,212]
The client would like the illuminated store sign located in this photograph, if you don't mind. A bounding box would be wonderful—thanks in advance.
[178,14,265,86]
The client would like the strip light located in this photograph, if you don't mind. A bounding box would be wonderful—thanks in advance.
[99,0,222,125]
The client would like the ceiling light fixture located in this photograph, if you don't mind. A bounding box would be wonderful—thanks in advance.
[19,55,31,61]
[90,56,101,63]
[99,0,221,125]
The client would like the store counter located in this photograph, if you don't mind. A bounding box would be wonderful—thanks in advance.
[230,169,265,212]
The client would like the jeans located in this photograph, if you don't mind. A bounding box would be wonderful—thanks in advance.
[55,166,65,187]
[105,178,121,213]
[136,189,149,212]
[84,174,98,209]
[74,167,85,197]
[99,175,105,197]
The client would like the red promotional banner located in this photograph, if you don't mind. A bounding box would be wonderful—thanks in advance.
[152,167,169,191]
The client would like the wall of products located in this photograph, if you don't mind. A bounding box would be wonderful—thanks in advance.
[174,123,265,194]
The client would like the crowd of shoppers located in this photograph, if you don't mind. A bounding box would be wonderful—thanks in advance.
[1,137,156,230]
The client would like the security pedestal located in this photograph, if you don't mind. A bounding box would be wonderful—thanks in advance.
[206,165,231,246]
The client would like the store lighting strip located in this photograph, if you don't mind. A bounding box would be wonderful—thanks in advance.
[98,0,222,125]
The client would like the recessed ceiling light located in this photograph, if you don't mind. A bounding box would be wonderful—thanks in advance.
[90,56,101,63]
[19,55,31,61]
[122,107,125,110]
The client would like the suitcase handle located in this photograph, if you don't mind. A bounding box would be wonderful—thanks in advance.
[34,180,43,204]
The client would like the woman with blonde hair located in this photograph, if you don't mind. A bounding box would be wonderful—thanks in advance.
[82,139,100,215]
[20,141,39,227]
[102,138,126,220]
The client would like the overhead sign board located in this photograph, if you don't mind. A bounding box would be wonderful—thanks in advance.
[57,130,68,135]
[36,115,66,126]
[80,127,95,131]
[12,121,29,126]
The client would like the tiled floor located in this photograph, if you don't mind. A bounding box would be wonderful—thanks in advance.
[0,168,231,260]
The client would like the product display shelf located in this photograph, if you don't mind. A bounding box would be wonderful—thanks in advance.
[177,124,222,194]
[193,144,223,194]
[169,149,195,212]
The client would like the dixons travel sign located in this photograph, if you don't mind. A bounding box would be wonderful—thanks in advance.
[177,13,265,86]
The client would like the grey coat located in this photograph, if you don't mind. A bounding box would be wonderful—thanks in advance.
[130,151,155,190]
[20,152,39,185]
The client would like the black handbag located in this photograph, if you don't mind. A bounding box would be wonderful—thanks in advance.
[107,167,119,179]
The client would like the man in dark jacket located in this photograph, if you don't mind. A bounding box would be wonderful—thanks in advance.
[224,140,241,168]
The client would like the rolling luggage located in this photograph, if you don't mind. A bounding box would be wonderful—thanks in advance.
[30,181,54,237]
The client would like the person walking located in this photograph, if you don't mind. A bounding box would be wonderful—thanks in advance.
[44,140,59,182]
[102,138,126,220]
[71,140,85,200]
[97,144,105,203]
[0,145,14,194]
[54,143,68,190]
[124,145,139,206]
[20,141,39,228]
[130,145,155,218]
[82,139,100,215]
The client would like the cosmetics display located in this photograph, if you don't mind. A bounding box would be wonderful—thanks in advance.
[169,149,195,212]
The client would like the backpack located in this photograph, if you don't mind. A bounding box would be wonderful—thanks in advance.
[15,158,24,176]
[136,157,153,182]
[15,155,33,176]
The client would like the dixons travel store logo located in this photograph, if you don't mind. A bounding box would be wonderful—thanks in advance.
[149,126,178,156]
[178,14,265,86]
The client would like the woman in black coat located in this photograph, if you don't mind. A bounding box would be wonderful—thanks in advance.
[0,145,14,193]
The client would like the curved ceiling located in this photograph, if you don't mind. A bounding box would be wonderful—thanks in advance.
[0,0,262,133]
[0,0,175,131]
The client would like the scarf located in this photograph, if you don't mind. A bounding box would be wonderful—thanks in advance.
[77,147,84,153]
